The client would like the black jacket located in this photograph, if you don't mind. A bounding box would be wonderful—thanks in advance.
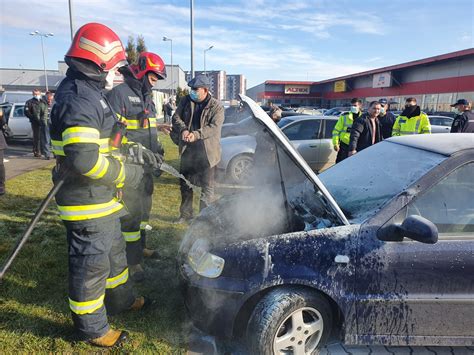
[50,69,127,223]
[451,111,474,133]
[25,97,48,124]
[379,111,396,139]
[106,73,161,153]
[348,113,383,152]
[0,111,7,150]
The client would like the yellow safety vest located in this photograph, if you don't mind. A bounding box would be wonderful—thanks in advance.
[392,113,431,136]
[332,112,356,146]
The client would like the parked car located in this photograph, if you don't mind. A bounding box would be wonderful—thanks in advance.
[429,115,453,133]
[0,91,32,104]
[0,102,32,139]
[179,94,474,354]
[218,115,338,184]
[323,107,350,116]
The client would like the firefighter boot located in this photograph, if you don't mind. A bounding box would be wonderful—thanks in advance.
[89,329,129,347]
[129,264,145,282]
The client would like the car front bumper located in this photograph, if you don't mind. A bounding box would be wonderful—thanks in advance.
[180,263,247,339]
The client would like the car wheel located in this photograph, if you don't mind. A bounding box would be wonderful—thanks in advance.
[227,154,254,185]
[246,288,332,355]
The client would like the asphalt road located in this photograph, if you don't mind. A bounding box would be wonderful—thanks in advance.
[4,141,53,180]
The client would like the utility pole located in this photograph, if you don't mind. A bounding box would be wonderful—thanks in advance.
[190,0,194,79]
[68,0,75,41]
[163,37,174,96]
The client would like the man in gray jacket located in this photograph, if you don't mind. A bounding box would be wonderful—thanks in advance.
[172,75,224,222]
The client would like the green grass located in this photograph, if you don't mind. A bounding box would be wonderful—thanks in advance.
[0,135,194,352]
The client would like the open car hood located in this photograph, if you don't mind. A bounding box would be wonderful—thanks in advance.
[239,94,349,225]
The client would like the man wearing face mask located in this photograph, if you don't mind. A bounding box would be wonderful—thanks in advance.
[172,74,224,223]
[378,98,397,139]
[25,89,48,158]
[332,98,362,163]
[50,23,151,347]
[392,97,431,136]
[450,99,474,133]
[107,52,171,281]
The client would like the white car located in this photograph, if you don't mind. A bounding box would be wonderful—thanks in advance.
[1,103,32,139]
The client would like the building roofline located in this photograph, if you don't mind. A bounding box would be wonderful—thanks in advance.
[265,80,314,85]
[316,48,474,84]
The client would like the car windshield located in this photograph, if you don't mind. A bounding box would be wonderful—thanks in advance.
[319,141,447,223]
[277,117,296,128]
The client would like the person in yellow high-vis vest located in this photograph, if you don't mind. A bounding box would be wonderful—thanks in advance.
[392,97,431,136]
[332,98,362,163]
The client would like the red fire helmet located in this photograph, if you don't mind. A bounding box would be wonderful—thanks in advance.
[66,23,127,71]
[131,52,167,80]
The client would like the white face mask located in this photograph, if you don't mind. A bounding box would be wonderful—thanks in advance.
[350,105,359,114]
[104,68,117,91]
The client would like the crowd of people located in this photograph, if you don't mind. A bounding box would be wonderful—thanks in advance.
[332,96,473,162]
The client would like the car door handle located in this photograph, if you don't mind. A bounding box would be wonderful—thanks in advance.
[334,255,350,264]
[309,144,318,148]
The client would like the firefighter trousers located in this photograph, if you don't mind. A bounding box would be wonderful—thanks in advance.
[66,217,135,340]
[121,172,154,265]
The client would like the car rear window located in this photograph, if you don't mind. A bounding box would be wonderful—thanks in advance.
[319,141,447,223]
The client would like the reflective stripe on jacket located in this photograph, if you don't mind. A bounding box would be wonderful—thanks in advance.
[50,70,126,222]
[392,113,431,136]
[332,112,355,146]
[106,75,161,153]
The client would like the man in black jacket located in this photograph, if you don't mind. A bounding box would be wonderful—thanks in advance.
[25,89,48,157]
[107,52,170,281]
[348,101,383,157]
[378,98,396,139]
[450,99,474,133]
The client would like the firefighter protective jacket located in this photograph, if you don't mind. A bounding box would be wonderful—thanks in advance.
[106,74,161,153]
[50,70,127,222]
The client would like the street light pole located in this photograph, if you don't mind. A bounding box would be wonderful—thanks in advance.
[163,36,174,96]
[203,45,214,74]
[68,0,75,41]
[190,0,194,79]
[30,30,54,92]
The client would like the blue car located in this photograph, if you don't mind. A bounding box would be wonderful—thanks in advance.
[179,95,474,354]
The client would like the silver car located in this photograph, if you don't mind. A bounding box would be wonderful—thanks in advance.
[429,115,453,133]
[218,115,338,184]
[1,103,32,139]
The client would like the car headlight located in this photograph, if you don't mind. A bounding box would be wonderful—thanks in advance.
[187,238,225,278]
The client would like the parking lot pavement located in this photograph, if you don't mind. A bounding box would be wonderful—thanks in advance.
[4,142,53,180]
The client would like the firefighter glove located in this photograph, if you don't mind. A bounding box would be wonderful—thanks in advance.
[124,163,144,190]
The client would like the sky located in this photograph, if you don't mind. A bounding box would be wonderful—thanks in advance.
[0,0,473,88]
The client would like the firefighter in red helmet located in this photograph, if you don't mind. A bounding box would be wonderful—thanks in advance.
[107,52,171,281]
[50,23,151,347]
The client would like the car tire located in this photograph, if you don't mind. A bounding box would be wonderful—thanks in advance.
[227,154,254,185]
[246,287,333,355]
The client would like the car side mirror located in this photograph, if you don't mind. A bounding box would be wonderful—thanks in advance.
[377,215,438,244]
